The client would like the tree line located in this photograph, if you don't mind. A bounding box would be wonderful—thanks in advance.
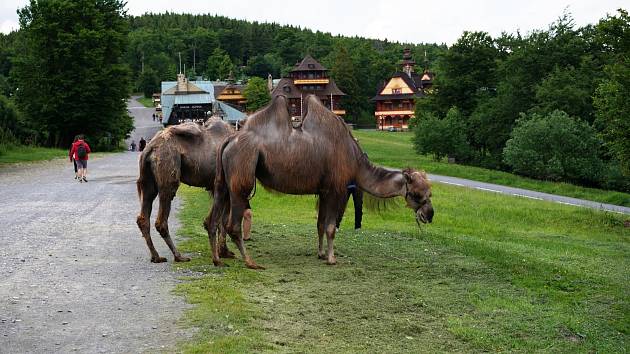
[413,10,629,191]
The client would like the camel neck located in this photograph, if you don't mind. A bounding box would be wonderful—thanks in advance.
[356,159,406,198]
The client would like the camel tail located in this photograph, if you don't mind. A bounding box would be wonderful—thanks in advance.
[136,143,155,201]
[214,134,235,194]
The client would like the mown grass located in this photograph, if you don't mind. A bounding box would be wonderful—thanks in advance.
[353,130,630,207]
[173,182,629,353]
[0,145,67,164]
[136,96,154,108]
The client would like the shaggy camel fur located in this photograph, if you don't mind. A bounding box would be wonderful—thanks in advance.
[207,95,433,269]
[136,119,252,263]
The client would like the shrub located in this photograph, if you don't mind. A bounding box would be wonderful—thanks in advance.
[503,110,604,184]
[413,107,471,161]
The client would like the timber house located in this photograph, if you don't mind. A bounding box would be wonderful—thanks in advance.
[271,55,346,118]
[372,49,434,131]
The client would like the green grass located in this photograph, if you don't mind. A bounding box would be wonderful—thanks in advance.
[136,96,154,108]
[353,130,630,207]
[0,145,67,164]
[173,183,629,353]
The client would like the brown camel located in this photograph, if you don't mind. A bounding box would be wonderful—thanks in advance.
[136,119,252,263]
[206,95,433,269]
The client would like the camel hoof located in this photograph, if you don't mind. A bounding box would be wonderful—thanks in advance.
[318,254,326,260]
[212,259,227,267]
[220,249,236,259]
[151,256,167,263]
[243,236,251,241]
[174,256,191,262]
[326,258,337,265]
[246,262,265,270]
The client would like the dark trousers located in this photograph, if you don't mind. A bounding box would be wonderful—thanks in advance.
[73,159,77,173]
[336,188,363,229]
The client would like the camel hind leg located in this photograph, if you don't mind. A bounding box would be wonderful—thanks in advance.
[227,191,264,270]
[318,193,345,265]
[136,181,165,263]
[155,187,190,262]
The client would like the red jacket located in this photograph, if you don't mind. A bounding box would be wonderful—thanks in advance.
[69,140,91,161]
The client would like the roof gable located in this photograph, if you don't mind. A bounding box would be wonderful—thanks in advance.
[291,55,327,72]
[379,76,415,95]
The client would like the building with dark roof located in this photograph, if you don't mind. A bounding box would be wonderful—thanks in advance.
[372,49,434,131]
[270,55,346,117]
[213,72,247,112]
[161,73,245,126]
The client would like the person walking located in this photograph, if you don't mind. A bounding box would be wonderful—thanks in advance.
[139,137,146,152]
[69,135,91,183]
[130,140,136,152]
[69,135,80,180]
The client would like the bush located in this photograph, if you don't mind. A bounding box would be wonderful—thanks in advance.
[413,107,471,161]
[503,110,604,184]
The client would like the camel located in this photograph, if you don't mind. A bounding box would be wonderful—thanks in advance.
[136,119,252,263]
[206,95,433,269]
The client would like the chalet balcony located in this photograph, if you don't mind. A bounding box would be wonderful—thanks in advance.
[374,110,414,116]
[293,79,330,85]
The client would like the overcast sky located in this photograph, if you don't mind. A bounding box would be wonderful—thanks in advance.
[1,0,627,45]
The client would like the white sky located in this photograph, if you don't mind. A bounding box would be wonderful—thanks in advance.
[1,0,627,45]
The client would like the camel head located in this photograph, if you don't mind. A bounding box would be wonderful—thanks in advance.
[402,169,434,224]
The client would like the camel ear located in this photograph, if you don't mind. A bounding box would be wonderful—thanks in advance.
[403,171,412,183]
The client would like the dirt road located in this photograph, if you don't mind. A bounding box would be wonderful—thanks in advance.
[0,99,191,353]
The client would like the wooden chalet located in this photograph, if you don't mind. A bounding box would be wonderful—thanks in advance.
[372,49,434,131]
[271,55,346,118]
[213,72,247,112]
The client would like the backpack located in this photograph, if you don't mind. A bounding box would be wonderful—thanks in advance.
[77,143,87,159]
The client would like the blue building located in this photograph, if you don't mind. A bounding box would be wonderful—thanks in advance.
[161,74,245,126]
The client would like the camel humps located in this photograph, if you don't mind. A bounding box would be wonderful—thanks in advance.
[207,94,434,269]
[136,119,252,263]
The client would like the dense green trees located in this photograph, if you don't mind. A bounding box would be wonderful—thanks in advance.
[12,0,132,149]
[243,77,270,112]
[416,10,630,191]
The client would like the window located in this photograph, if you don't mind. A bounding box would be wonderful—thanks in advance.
[308,63,315,69]
[392,88,402,94]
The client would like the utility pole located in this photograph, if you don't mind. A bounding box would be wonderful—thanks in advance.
[178,52,182,74]
[193,47,196,75]
[141,51,144,74]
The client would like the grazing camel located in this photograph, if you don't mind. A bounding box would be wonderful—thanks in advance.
[206,95,433,269]
[136,119,252,263]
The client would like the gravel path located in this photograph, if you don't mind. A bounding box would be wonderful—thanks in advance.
[0,98,192,353]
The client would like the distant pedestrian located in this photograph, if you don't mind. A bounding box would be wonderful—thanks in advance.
[69,135,91,183]
[152,113,155,121]
[130,140,136,152]
[69,135,79,180]
[139,137,146,152]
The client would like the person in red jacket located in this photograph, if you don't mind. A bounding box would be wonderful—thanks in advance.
[69,135,91,183]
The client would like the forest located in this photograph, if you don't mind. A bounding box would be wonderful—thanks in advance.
[0,3,627,191]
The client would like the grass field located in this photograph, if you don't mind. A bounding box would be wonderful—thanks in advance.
[173,183,628,352]
[0,145,67,164]
[352,130,630,207]
[136,96,154,108]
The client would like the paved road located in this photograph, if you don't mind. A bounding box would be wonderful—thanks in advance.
[428,174,630,215]
[0,98,191,353]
